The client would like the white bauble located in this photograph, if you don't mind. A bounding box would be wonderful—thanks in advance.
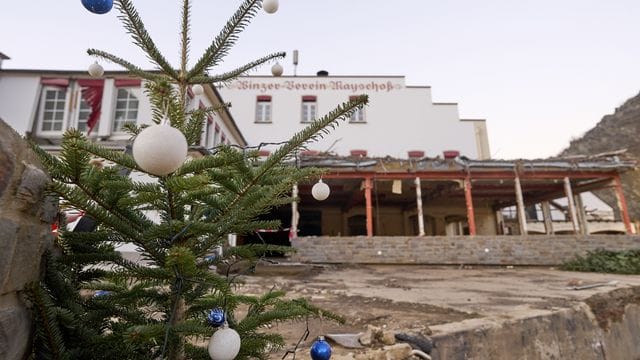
[192,84,204,96]
[132,124,188,176]
[88,62,104,77]
[271,63,283,77]
[312,180,330,201]
[208,327,241,360]
[263,0,279,14]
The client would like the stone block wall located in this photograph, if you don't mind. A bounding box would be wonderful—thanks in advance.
[290,234,640,265]
[0,119,56,359]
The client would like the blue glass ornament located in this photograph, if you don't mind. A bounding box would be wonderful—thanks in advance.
[81,0,113,15]
[310,336,332,360]
[94,290,111,297]
[207,308,225,327]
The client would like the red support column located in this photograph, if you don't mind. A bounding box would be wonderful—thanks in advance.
[613,175,634,234]
[364,177,374,237]
[464,175,477,236]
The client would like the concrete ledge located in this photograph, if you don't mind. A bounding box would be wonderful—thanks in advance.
[427,288,640,360]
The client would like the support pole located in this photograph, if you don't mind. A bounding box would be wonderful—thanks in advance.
[541,201,554,235]
[289,184,299,240]
[464,175,477,236]
[364,177,374,237]
[564,177,580,234]
[574,194,589,235]
[613,175,634,234]
[514,175,528,235]
[415,177,425,236]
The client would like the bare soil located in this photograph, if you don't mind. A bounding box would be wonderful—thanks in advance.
[235,263,640,358]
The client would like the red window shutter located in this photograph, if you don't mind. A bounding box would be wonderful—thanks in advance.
[115,79,142,87]
[257,95,272,101]
[302,95,316,102]
[41,78,69,87]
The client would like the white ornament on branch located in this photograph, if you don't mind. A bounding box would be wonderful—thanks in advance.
[263,0,279,14]
[312,179,330,201]
[208,326,241,360]
[88,61,104,77]
[192,84,204,96]
[132,123,188,176]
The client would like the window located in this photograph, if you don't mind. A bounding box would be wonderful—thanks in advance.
[75,95,91,132]
[301,95,317,123]
[113,88,139,132]
[349,96,366,123]
[38,78,103,135]
[40,87,68,132]
[255,95,272,123]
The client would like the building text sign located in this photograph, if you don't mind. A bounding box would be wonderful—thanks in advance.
[224,79,403,93]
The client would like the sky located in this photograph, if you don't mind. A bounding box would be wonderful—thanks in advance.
[1,0,640,159]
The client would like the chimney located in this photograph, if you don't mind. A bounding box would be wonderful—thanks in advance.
[316,70,329,77]
[443,150,460,159]
[407,150,425,159]
[0,52,10,70]
[350,149,367,157]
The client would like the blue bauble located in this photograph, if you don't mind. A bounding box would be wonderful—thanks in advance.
[310,337,332,360]
[81,0,113,14]
[207,308,225,327]
[94,290,111,297]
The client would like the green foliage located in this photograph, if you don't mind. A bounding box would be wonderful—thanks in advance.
[28,0,368,358]
[561,248,640,274]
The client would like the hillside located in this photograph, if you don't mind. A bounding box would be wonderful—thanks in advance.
[560,91,640,220]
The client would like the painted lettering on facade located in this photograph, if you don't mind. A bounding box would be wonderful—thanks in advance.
[224,80,403,93]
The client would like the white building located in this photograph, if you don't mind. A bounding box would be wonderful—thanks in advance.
[0,69,246,150]
[218,73,490,160]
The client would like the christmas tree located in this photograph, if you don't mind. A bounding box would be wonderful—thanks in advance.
[27,0,367,359]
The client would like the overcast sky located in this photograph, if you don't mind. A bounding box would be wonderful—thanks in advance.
[2,0,639,159]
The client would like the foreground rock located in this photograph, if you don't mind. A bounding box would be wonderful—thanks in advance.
[0,119,56,360]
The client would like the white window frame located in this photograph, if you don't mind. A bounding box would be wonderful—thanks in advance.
[112,87,140,133]
[301,99,317,123]
[349,107,366,123]
[255,99,272,123]
[37,86,71,136]
[72,89,93,133]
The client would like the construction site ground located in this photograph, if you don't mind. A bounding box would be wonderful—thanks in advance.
[236,263,640,358]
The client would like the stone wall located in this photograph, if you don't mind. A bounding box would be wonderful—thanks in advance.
[0,119,56,360]
[290,235,640,265]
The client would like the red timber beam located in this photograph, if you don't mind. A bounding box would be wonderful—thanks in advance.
[464,173,477,236]
[613,174,634,234]
[364,176,374,237]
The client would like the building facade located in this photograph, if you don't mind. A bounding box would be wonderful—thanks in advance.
[0,69,246,150]
[218,74,490,160]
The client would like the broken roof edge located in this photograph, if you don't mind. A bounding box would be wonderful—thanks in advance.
[294,150,637,172]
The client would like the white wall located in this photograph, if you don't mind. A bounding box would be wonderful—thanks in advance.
[0,74,41,134]
[218,76,484,159]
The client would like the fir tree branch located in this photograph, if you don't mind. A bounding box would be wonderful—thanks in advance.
[187,0,263,78]
[189,52,286,85]
[114,0,179,79]
[180,0,191,78]
[87,49,170,83]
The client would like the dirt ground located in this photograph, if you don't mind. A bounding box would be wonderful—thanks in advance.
[235,262,640,358]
